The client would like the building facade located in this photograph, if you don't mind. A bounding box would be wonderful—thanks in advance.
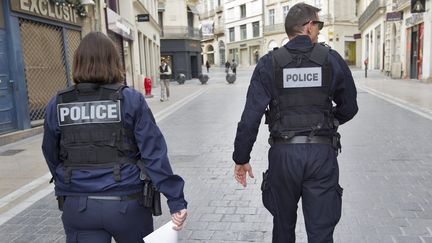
[262,0,290,54]
[262,0,359,66]
[358,0,387,71]
[225,0,263,67]
[159,0,202,80]
[131,0,161,91]
[0,0,162,135]
[359,0,432,81]
[320,0,359,66]
[198,0,226,67]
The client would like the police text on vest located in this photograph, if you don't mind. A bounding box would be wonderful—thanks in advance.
[283,67,322,88]
[57,100,121,126]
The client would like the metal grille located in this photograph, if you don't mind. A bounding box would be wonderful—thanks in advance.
[108,31,125,70]
[19,19,68,122]
[66,29,81,82]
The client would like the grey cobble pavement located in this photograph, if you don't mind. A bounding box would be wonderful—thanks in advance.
[0,68,432,242]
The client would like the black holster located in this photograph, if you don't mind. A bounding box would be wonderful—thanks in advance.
[57,196,65,211]
[333,132,342,155]
[141,174,162,216]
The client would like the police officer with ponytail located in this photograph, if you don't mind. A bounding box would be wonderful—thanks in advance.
[42,32,187,242]
[233,3,358,243]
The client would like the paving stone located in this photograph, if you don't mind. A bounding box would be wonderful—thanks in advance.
[235,207,257,215]
[237,231,265,241]
[199,214,223,222]
[189,230,214,240]
[211,230,238,240]
[393,236,423,243]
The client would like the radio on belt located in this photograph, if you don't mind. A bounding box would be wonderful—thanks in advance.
[57,100,121,126]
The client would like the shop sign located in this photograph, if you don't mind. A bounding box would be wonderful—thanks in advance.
[10,0,82,26]
[405,13,423,27]
[107,8,134,41]
[386,11,403,21]
[136,14,149,22]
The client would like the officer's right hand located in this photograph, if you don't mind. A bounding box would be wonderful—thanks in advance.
[171,209,187,231]
[234,163,254,187]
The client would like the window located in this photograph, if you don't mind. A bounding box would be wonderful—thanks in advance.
[283,5,290,18]
[229,27,235,42]
[269,9,275,25]
[107,0,119,13]
[252,21,259,37]
[240,4,246,18]
[240,24,246,40]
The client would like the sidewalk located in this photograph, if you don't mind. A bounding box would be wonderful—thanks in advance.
[352,69,432,120]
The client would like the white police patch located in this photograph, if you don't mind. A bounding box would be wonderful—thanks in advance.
[283,67,322,88]
[57,100,121,126]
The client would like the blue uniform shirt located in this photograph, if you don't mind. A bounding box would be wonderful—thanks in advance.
[42,86,187,214]
[233,35,358,164]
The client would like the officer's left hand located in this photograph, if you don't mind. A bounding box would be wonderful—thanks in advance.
[234,163,254,187]
[171,209,187,231]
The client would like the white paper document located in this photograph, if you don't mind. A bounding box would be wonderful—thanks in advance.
[143,221,178,243]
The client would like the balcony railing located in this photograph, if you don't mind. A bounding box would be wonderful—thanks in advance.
[161,26,202,40]
[358,0,386,29]
[263,23,285,35]
[394,0,410,10]
[214,25,224,35]
[200,9,215,19]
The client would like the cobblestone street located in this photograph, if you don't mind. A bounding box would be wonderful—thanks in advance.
[0,67,432,242]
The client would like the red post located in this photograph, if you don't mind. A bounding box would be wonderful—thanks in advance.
[144,77,153,97]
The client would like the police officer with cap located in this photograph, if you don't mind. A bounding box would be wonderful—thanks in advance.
[232,3,358,243]
[42,32,187,242]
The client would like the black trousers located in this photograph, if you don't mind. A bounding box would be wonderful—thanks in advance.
[62,196,153,243]
[262,144,343,243]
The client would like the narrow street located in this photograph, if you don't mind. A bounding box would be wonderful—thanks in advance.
[0,67,432,242]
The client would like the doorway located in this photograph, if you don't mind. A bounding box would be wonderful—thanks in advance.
[410,26,419,79]
[190,56,198,78]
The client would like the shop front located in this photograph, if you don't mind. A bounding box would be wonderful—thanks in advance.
[405,13,424,80]
[227,39,261,67]
[106,8,134,86]
[1,0,83,134]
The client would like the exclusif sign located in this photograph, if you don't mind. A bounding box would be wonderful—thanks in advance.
[10,0,82,26]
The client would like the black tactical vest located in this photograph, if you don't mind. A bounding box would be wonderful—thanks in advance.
[266,44,336,139]
[56,83,139,183]
[160,65,171,79]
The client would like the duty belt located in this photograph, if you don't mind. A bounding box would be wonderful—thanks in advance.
[87,192,141,201]
[270,136,332,145]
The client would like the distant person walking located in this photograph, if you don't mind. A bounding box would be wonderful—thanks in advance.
[225,60,231,73]
[159,59,171,102]
[231,59,238,75]
[206,61,211,73]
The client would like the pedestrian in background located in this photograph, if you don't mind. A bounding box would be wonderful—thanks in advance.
[159,59,171,102]
[42,31,187,243]
[232,3,358,243]
[206,60,211,73]
[225,60,231,73]
[231,59,237,75]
